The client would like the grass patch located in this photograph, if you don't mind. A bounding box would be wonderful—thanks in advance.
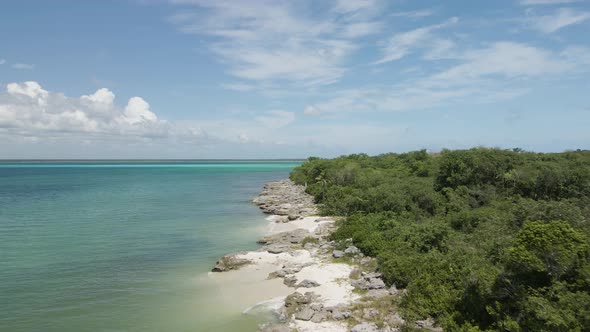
[301,236,319,246]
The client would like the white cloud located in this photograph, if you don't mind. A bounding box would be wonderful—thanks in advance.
[0,82,337,155]
[255,110,296,128]
[423,39,456,60]
[81,88,115,114]
[122,97,158,125]
[375,17,459,64]
[519,0,580,5]
[237,133,250,143]
[0,81,168,139]
[0,58,5,65]
[527,7,590,33]
[12,63,35,70]
[432,42,573,82]
[391,9,435,18]
[169,0,381,86]
[333,0,379,14]
[340,22,383,38]
[220,83,256,91]
[303,105,321,115]
[560,46,590,66]
[7,81,49,101]
[214,41,355,85]
[307,42,589,115]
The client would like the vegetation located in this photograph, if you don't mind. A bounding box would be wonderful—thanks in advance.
[290,148,590,331]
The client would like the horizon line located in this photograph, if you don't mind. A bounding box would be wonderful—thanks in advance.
[0,159,306,162]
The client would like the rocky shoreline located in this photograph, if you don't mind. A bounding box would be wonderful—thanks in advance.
[210,179,441,332]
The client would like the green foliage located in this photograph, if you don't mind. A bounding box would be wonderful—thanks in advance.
[508,221,588,283]
[291,148,590,331]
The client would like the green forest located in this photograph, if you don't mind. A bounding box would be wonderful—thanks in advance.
[290,148,590,331]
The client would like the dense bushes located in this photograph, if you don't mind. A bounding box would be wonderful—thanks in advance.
[290,148,590,331]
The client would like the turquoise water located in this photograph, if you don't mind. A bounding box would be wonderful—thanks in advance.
[0,161,299,331]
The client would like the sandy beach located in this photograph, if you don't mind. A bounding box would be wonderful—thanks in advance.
[206,180,410,332]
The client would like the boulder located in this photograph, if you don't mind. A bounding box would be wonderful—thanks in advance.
[352,276,386,290]
[294,306,315,321]
[211,254,250,272]
[284,276,298,287]
[284,292,311,307]
[388,285,399,295]
[363,272,382,279]
[369,278,386,289]
[415,317,443,331]
[266,245,290,254]
[332,250,345,258]
[297,279,320,288]
[364,289,390,299]
[387,312,405,326]
[363,308,380,319]
[320,241,335,249]
[258,229,311,246]
[310,310,329,323]
[331,309,351,320]
[344,246,361,255]
[351,322,379,332]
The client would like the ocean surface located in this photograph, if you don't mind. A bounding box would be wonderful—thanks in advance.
[0,161,300,332]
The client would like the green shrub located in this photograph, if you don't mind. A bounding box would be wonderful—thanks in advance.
[291,148,590,331]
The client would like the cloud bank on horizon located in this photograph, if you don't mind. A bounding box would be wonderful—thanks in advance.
[0,0,589,158]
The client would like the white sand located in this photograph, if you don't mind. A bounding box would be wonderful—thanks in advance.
[206,261,291,313]
[267,216,334,234]
[291,320,349,332]
[293,262,358,307]
[207,215,357,331]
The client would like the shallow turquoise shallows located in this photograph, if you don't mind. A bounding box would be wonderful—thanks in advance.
[0,161,300,332]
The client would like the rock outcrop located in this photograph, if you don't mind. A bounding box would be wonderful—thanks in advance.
[210,178,437,331]
[211,254,251,272]
[252,179,318,218]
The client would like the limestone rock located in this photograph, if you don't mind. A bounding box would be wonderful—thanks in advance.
[258,228,311,246]
[387,312,405,326]
[284,276,297,287]
[345,246,361,255]
[363,308,380,319]
[297,279,320,288]
[310,310,329,323]
[284,292,311,307]
[351,322,380,332]
[369,278,386,289]
[294,306,315,321]
[388,285,399,295]
[211,254,250,272]
[415,317,443,331]
[266,244,290,254]
[332,310,351,320]
[352,278,383,290]
[364,289,390,299]
[252,179,318,216]
[332,250,345,258]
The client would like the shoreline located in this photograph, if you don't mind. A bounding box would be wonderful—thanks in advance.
[208,179,426,332]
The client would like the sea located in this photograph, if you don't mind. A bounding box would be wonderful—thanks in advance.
[0,161,300,332]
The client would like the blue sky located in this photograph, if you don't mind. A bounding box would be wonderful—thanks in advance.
[1,0,589,158]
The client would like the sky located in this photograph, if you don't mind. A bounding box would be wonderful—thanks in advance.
[1,0,589,159]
